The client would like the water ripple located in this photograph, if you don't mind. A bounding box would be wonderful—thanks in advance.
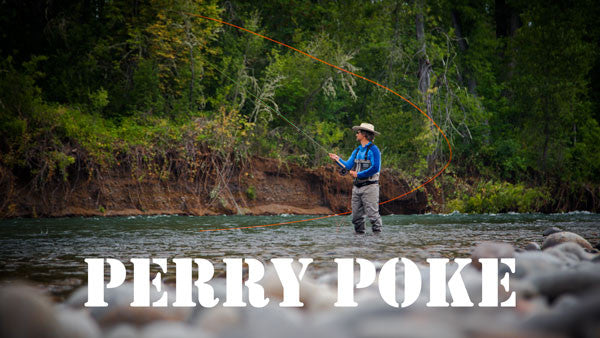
[0,213,598,299]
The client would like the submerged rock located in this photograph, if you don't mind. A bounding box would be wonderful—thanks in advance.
[541,232,593,250]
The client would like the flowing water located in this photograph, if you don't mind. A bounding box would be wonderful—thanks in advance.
[1,212,599,299]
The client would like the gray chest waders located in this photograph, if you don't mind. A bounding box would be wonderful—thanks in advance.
[352,144,379,187]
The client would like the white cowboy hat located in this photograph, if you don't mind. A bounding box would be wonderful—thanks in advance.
[352,122,380,135]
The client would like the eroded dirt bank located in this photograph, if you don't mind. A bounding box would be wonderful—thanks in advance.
[0,157,428,218]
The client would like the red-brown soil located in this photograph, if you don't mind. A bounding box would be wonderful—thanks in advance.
[0,157,428,218]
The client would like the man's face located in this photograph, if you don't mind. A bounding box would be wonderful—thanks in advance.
[355,130,364,142]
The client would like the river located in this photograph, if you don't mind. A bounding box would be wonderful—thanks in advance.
[1,212,598,299]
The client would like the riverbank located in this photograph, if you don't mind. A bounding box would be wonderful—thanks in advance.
[0,156,428,218]
[2,151,599,218]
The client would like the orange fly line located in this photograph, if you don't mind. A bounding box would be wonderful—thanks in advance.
[189,13,453,232]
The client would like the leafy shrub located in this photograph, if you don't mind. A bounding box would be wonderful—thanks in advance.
[246,186,256,200]
[448,180,551,213]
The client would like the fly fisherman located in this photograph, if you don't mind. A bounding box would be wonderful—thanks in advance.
[329,123,383,234]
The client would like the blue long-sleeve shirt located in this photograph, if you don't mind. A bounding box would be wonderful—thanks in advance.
[337,142,381,179]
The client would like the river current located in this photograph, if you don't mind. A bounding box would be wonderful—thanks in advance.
[1,212,598,299]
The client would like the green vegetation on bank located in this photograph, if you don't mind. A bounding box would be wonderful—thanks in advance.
[1,0,599,212]
[446,180,549,214]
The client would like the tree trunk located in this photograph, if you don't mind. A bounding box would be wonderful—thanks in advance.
[388,0,401,82]
[416,0,435,170]
[451,9,477,94]
[185,16,195,111]
[495,0,522,80]
[189,43,195,110]
[416,0,430,101]
[541,118,549,182]
[495,0,521,38]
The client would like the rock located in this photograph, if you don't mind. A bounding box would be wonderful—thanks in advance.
[104,324,140,338]
[510,251,564,279]
[186,278,232,325]
[520,288,600,337]
[542,227,562,237]
[192,306,241,334]
[97,306,186,329]
[140,322,209,338]
[456,265,487,305]
[552,294,580,313]
[315,271,338,286]
[524,242,541,251]
[261,263,337,311]
[66,283,191,328]
[526,264,600,300]
[541,232,593,250]
[0,284,65,338]
[212,304,308,338]
[314,304,463,338]
[467,328,565,338]
[471,242,515,270]
[514,295,550,315]
[55,305,102,338]
[544,242,597,265]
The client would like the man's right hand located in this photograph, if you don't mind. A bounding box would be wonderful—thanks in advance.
[328,153,339,161]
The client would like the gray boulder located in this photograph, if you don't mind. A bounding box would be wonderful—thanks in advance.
[542,227,562,237]
[510,251,564,279]
[0,284,66,338]
[471,241,515,270]
[66,283,191,328]
[545,242,597,265]
[541,232,593,250]
[524,242,541,251]
[55,305,102,338]
[526,264,600,300]
[520,288,600,337]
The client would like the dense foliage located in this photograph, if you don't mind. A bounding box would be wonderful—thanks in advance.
[1,0,599,212]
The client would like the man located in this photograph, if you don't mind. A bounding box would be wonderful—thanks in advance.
[329,123,383,234]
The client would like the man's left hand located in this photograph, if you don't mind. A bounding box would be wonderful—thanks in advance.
[349,170,358,178]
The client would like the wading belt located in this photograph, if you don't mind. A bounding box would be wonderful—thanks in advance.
[354,180,378,188]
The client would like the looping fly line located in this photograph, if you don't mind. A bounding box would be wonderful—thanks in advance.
[189,13,453,232]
